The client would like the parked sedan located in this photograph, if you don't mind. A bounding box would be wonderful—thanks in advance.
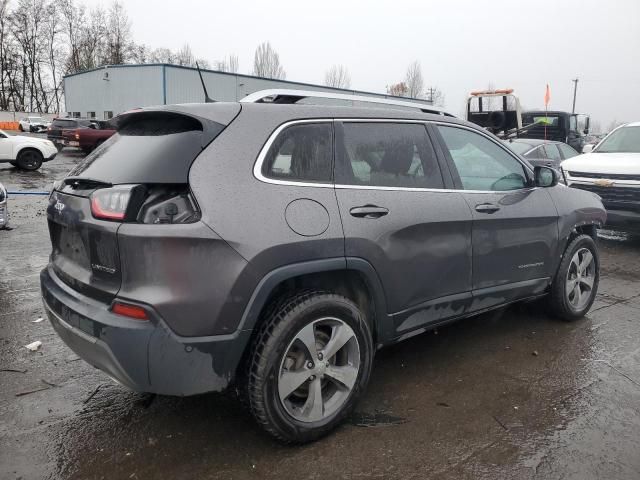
[18,116,49,133]
[504,138,579,168]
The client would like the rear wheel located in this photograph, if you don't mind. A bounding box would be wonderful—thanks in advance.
[550,234,599,321]
[247,291,373,443]
[16,149,44,171]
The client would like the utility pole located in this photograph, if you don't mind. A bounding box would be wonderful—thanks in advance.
[571,78,579,113]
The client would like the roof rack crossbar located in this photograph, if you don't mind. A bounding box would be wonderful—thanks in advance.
[240,89,454,117]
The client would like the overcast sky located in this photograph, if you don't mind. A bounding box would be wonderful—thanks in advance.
[84,0,640,130]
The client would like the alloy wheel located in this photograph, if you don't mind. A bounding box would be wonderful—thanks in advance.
[565,247,596,311]
[278,317,360,423]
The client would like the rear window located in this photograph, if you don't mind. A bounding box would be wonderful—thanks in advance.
[52,119,77,128]
[67,112,224,184]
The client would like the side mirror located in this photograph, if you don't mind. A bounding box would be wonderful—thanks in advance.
[582,144,594,154]
[534,166,558,188]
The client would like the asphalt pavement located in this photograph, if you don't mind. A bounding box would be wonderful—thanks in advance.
[1,150,639,480]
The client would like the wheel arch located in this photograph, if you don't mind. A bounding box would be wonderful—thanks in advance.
[15,145,45,160]
[555,223,599,279]
[239,258,389,346]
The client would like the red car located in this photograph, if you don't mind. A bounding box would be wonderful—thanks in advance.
[62,120,116,153]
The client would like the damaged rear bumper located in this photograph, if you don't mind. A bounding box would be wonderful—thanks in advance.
[40,266,251,396]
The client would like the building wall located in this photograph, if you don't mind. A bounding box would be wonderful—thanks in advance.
[64,64,433,118]
[64,65,164,119]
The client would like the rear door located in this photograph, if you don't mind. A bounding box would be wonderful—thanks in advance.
[435,124,559,311]
[334,121,472,337]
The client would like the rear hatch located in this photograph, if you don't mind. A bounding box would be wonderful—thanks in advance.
[46,105,240,303]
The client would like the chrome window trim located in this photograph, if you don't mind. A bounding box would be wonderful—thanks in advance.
[253,118,536,194]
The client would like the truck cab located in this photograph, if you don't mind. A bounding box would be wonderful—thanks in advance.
[519,111,590,152]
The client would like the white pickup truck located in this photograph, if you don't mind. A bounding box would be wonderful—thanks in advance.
[0,129,58,170]
[562,122,640,233]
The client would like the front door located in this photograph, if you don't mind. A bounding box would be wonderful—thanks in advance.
[334,121,473,339]
[435,125,559,311]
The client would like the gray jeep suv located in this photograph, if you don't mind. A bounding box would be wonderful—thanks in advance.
[41,95,606,443]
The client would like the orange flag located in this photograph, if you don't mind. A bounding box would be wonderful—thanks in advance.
[544,84,551,107]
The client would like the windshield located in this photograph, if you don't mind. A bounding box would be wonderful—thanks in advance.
[29,117,44,122]
[506,142,534,154]
[596,126,640,153]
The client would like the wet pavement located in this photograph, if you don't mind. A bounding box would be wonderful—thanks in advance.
[1,151,639,480]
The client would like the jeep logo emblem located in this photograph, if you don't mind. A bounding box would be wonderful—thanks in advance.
[54,201,65,213]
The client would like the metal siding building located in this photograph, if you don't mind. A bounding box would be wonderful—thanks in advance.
[63,64,433,119]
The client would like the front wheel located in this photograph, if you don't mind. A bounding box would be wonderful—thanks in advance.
[247,291,374,443]
[550,234,599,321]
[16,150,43,171]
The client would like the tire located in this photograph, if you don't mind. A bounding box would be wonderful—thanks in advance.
[18,124,24,132]
[247,291,374,443]
[16,149,44,171]
[550,234,599,321]
[10,161,17,167]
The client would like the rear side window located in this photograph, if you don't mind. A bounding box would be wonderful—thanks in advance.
[262,123,333,182]
[336,122,444,189]
[68,112,224,184]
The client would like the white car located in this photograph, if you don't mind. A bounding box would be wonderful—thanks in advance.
[0,182,8,229]
[0,129,59,170]
[562,122,640,233]
[18,116,49,133]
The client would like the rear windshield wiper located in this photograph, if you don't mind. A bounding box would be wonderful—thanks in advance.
[63,176,113,188]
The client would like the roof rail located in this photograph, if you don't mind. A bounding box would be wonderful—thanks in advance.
[240,89,454,117]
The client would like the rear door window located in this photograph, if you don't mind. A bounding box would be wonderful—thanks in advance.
[262,123,333,182]
[336,122,444,189]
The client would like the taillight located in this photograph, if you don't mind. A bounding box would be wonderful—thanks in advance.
[90,186,134,221]
[111,301,148,320]
[75,132,80,140]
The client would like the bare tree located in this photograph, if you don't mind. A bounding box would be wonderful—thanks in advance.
[253,42,285,79]
[324,65,351,89]
[404,61,424,98]
[386,82,408,97]
[214,54,239,73]
[175,44,194,66]
[104,1,130,64]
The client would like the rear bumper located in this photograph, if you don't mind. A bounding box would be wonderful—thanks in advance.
[40,266,251,396]
[604,208,640,233]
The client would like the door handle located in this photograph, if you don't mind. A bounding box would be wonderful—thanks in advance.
[475,203,500,214]
[349,205,389,219]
